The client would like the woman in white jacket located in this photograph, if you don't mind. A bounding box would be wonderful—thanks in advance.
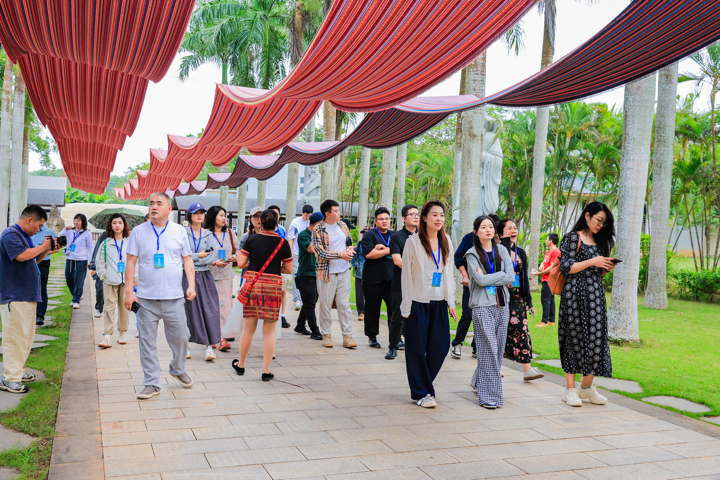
[400,201,456,408]
[95,214,135,348]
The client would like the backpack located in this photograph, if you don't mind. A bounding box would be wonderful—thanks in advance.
[548,234,581,295]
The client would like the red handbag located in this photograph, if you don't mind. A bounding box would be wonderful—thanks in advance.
[237,238,284,305]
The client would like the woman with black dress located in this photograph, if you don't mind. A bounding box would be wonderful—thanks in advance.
[497,219,544,383]
[558,202,616,407]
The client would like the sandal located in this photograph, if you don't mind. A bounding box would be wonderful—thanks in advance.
[218,339,231,352]
[231,359,245,376]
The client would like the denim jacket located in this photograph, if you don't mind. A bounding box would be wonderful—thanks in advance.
[351,241,365,279]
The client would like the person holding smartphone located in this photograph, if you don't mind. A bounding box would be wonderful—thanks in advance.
[497,219,544,383]
[558,202,617,407]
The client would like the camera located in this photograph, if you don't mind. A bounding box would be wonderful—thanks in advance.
[47,235,67,250]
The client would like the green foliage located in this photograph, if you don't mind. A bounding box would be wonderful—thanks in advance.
[670,268,720,303]
[603,234,676,292]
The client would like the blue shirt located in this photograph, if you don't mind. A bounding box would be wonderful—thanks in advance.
[31,225,56,247]
[454,232,475,270]
[275,225,287,239]
[0,226,42,303]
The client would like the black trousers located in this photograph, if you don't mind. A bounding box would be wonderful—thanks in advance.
[451,285,476,351]
[36,259,51,318]
[362,280,393,339]
[405,300,450,400]
[541,281,556,323]
[388,290,404,348]
[296,275,319,334]
[355,277,365,314]
[93,273,104,312]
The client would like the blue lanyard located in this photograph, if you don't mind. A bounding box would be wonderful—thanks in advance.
[71,230,83,246]
[512,246,517,270]
[431,248,441,270]
[114,239,123,261]
[152,222,168,252]
[375,228,391,247]
[213,231,225,248]
[190,227,202,253]
[484,246,495,274]
[14,225,40,274]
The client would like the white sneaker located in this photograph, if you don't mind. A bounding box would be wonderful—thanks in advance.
[117,334,126,345]
[563,387,583,407]
[94,309,102,318]
[135,331,139,338]
[523,367,545,382]
[98,335,112,349]
[577,385,608,405]
[294,301,302,311]
[72,302,80,309]
[417,394,437,408]
[186,350,192,359]
[205,348,216,361]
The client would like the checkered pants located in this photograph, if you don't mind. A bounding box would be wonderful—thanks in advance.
[470,305,509,406]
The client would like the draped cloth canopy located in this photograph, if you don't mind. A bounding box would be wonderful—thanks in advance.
[0,0,195,193]
[144,0,720,200]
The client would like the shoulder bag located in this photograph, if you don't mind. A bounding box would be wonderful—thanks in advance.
[237,238,284,305]
[548,233,581,295]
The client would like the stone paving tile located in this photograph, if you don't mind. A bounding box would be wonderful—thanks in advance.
[420,459,525,479]
[327,425,417,443]
[192,423,284,440]
[100,407,183,423]
[585,445,683,466]
[102,429,196,447]
[298,440,394,459]
[442,443,537,462]
[658,440,720,459]
[355,450,458,470]
[518,437,615,456]
[243,431,337,449]
[104,453,210,477]
[152,437,249,456]
[383,433,475,453]
[274,417,363,434]
[102,444,154,462]
[324,468,432,480]
[206,446,305,468]
[656,456,720,477]
[489,473,587,480]
[461,428,551,446]
[264,457,369,479]
[161,465,271,479]
[595,430,715,448]
[574,463,680,480]
[528,423,622,440]
[506,452,608,474]
[144,415,229,431]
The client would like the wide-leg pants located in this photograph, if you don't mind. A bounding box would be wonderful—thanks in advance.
[471,305,510,406]
[1,301,37,382]
[36,259,51,318]
[65,260,88,304]
[404,300,450,400]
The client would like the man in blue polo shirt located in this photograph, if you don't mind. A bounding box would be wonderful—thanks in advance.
[0,205,59,394]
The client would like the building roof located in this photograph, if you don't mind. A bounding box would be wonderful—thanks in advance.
[27,188,65,207]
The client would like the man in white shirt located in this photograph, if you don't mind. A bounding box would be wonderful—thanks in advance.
[311,200,357,349]
[124,192,197,400]
[287,205,313,310]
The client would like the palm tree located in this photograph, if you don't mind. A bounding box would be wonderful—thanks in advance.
[608,73,657,343]
[8,65,25,223]
[0,51,13,229]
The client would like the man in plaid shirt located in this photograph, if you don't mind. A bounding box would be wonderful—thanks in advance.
[312,199,357,349]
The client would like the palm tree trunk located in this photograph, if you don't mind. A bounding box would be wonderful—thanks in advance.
[608,73,657,342]
[20,120,29,208]
[460,53,486,236]
[9,66,25,223]
[645,62,678,309]
[0,57,13,229]
[285,161,300,229]
[321,100,336,199]
[219,165,229,209]
[358,147,371,229]
[256,180,267,210]
[237,182,247,233]
[396,143,407,230]
[380,146,397,213]
[451,67,467,246]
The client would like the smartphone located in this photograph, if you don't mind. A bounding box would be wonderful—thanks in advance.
[611,258,623,264]
[204,247,214,252]
[131,302,140,313]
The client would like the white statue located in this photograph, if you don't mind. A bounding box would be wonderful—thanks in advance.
[301,165,322,210]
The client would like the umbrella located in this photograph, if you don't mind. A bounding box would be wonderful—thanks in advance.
[89,207,146,230]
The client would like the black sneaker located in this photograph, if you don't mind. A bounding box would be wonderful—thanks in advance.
[36,316,44,326]
[294,327,311,335]
[385,348,398,360]
[309,332,323,340]
[397,340,405,350]
[368,337,381,348]
[0,378,29,394]
[281,316,291,328]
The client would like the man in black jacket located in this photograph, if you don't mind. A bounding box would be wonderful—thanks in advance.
[88,231,106,318]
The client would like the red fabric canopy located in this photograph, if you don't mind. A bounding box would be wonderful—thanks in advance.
[0,0,194,193]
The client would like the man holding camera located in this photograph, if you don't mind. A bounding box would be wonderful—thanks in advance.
[0,205,60,394]
[124,192,196,400]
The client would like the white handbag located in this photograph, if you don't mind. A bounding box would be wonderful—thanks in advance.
[221,299,244,338]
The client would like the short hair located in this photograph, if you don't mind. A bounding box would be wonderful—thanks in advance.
[186,209,205,224]
[301,204,314,214]
[105,214,131,239]
[488,213,501,225]
[548,233,559,245]
[261,209,278,230]
[20,205,47,222]
[143,213,149,222]
[320,199,339,216]
[496,218,516,237]
[401,204,418,218]
[203,205,227,232]
[149,192,171,204]
[374,207,390,218]
[74,213,88,231]
[268,205,280,213]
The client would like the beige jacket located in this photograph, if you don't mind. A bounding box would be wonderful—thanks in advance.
[400,234,456,317]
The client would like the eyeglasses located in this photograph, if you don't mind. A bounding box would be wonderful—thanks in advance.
[592,215,607,227]
[406,213,420,218]
[252,214,261,219]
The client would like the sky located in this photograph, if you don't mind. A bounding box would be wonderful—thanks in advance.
[31,0,710,177]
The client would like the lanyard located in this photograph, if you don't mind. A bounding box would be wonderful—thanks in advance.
[14,225,41,274]
[71,229,83,246]
[375,228,391,247]
[431,248,441,270]
[152,221,168,252]
[512,245,517,270]
[213,231,225,248]
[484,246,495,274]
[190,227,202,253]
[114,239,123,262]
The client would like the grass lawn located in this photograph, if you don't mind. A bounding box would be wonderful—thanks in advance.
[0,253,71,479]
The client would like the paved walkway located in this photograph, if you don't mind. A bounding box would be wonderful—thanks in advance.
[51,277,720,480]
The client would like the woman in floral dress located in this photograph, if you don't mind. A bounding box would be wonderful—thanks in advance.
[497,219,544,382]
[558,202,616,407]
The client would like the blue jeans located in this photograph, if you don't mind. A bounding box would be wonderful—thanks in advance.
[65,260,88,304]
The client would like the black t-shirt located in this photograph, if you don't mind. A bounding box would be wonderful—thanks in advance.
[389,227,415,292]
[360,228,395,285]
[241,233,293,276]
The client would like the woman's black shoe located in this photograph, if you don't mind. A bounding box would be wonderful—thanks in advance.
[231,359,245,376]
[225,337,235,342]
[262,373,274,382]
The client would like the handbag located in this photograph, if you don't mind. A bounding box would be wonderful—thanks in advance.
[230,231,239,268]
[237,237,284,305]
[548,234,581,295]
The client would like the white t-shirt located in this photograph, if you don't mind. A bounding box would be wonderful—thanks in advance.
[424,248,446,301]
[127,221,192,300]
[325,222,350,274]
[288,217,310,256]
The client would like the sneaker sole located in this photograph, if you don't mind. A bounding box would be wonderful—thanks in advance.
[418,402,437,408]
[480,404,497,409]
[524,374,544,382]
[578,396,608,405]
[563,398,583,407]
[343,345,357,349]
[117,341,127,345]
[323,344,333,348]
[98,344,112,349]
[137,390,160,400]
[451,353,461,359]
[21,377,36,383]
[170,374,194,388]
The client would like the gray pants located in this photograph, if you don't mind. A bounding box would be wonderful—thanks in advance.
[136,297,190,388]
[292,253,301,303]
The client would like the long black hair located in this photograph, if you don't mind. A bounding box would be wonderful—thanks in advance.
[472,215,503,273]
[570,201,616,256]
[418,200,450,265]
[204,205,227,232]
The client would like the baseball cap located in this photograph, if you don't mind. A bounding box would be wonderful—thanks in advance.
[309,212,324,224]
[249,206,263,217]
[187,203,205,214]
[340,218,356,230]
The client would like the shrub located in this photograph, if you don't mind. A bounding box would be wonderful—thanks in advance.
[669,269,720,303]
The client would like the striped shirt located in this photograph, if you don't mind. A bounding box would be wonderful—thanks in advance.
[311,220,352,282]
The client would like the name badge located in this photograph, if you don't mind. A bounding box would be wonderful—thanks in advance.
[385,254,392,259]
[431,272,442,287]
[69,244,76,252]
[486,286,497,296]
[218,249,226,260]
[154,253,165,268]
[117,262,125,273]
[512,274,520,287]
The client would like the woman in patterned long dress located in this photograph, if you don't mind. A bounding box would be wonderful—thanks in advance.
[205,206,239,352]
[558,202,617,407]
[497,219,544,383]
